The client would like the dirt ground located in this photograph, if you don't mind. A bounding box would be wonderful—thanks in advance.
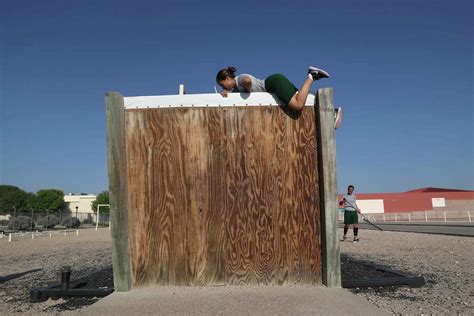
[0,229,113,315]
[0,228,472,315]
[340,229,473,315]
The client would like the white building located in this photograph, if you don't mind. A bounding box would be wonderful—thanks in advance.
[64,193,97,215]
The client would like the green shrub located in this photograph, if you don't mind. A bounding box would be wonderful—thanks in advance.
[81,218,94,225]
[8,216,34,230]
[37,215,59,229]
[60,216,80,228]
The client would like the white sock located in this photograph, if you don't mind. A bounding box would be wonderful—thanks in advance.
[307,73,314,81]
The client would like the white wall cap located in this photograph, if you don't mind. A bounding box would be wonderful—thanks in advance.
[124,92,316,109]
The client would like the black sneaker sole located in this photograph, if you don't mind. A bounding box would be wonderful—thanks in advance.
[308,66,330,79]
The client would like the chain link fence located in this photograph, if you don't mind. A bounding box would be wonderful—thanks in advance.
[0,209,110,233]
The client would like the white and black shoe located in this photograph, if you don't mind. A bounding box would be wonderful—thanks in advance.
[334,107,343,129]
[308,66,330,80]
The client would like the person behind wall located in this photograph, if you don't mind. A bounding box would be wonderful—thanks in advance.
[340,185,362,242]
[215,66,343,129]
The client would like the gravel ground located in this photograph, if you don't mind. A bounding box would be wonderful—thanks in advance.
[0,228,472,315]
[0,229,113,315]
[340,229,474,315]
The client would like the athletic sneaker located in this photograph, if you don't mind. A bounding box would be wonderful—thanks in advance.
[341,236,347,242]
[353,237,359,243]
[308,66,330,80]
[334,107,343,129]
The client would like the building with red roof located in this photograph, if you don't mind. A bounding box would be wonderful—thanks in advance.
[338,187,474,214]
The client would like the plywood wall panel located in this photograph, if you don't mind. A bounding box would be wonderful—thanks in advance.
[125,107,321,286]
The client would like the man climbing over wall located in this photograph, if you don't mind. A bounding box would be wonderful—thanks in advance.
[340,185,362,242]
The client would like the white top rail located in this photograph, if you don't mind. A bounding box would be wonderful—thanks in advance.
[124,92,316,109]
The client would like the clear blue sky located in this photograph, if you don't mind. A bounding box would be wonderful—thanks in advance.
[1,0,473,194]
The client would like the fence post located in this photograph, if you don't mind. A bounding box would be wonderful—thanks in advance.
[395,213,398,222]
[425,211,427,222]
[30,208,34,232]
[96,207,100,231]
[468,211,471,223]
[9,233,12,242]
[444,211,447,222]
[408,213,411,222]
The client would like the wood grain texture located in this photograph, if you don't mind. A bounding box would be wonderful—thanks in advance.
[316,88,341,288]
[125,107,321,286]
[105,92,131,291]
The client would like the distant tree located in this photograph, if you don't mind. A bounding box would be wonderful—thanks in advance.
[0,185,28,213]
[35,189,65,213]
[26,192,38,210]
[91,191,110,214]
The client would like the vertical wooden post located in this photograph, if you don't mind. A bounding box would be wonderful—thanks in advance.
[106,91,131,291]
[316,88,341,288]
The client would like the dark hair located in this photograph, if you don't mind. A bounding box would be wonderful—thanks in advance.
[216,66,237,84]
[348,185,355,190]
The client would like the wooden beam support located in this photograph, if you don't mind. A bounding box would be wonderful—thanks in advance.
[105,91,131,291]
[316,88,342,288]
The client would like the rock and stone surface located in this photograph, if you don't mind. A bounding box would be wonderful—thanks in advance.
[340,229,473,315]
[0,228,472,315]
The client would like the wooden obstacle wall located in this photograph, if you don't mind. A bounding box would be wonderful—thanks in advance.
[126,107,321,286]
[106,89,341,290]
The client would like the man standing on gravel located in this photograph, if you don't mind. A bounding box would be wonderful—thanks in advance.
[340,185,362,242]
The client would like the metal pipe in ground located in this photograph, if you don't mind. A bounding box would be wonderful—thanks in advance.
[61,266,71,290]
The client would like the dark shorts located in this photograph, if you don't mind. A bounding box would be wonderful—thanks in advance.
[344,211,358,225]
[264,74,298,105]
